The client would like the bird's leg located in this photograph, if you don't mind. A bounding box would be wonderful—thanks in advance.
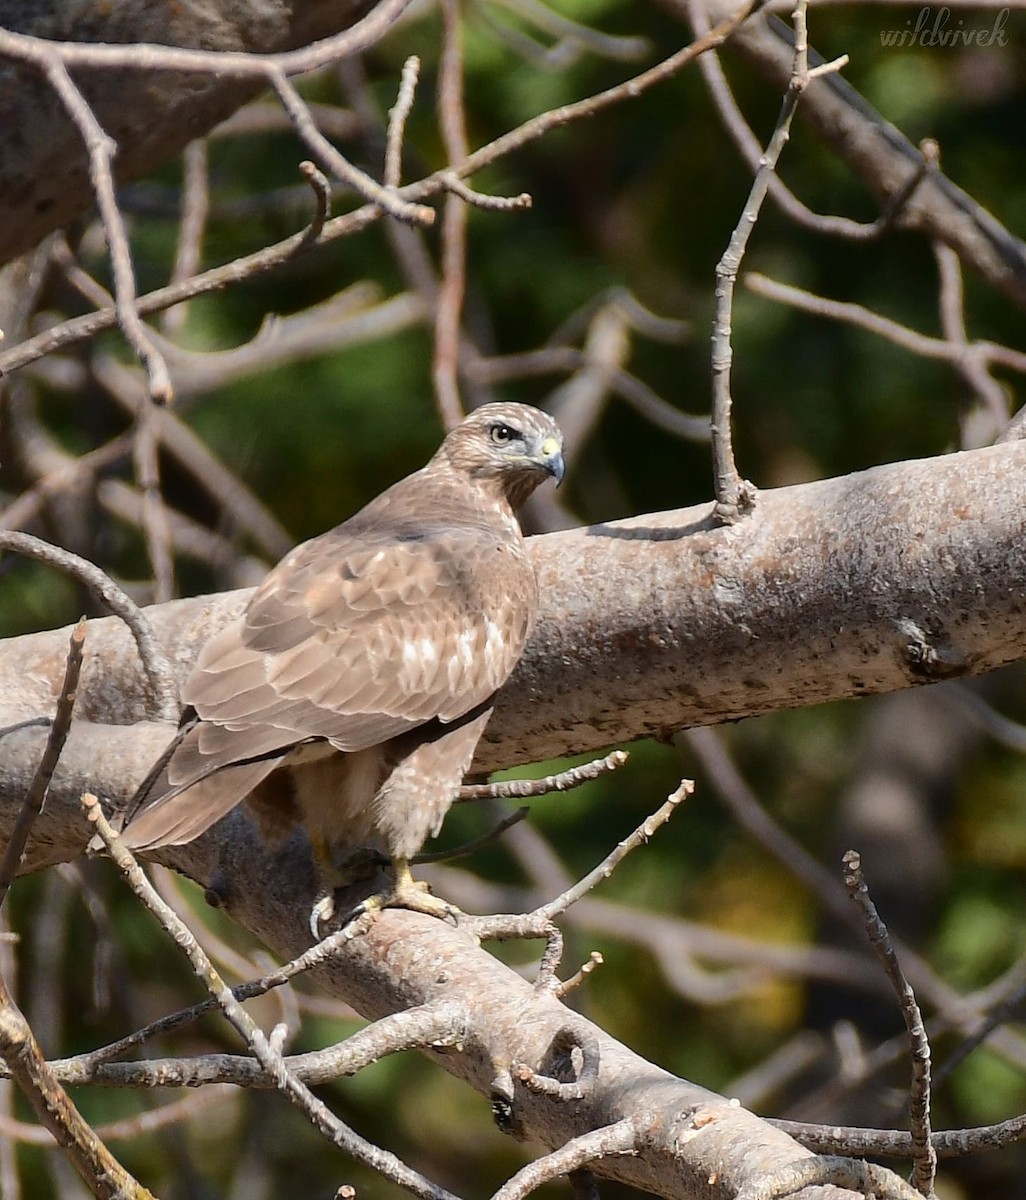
[309,832,345,936]
[346,856,461,923]
[385,857,461,920]
[309,835,386,935]
[311,855,462,937]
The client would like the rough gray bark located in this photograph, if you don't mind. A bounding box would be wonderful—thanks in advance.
[0,0,370,265]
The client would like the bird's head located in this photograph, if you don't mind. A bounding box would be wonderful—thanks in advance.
[438,403,565,510]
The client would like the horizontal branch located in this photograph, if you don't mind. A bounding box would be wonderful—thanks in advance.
[3,439,1026,870]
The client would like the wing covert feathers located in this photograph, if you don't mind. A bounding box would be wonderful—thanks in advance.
[120,402,563,856]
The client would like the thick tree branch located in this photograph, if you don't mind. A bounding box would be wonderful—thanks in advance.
[0,443,1006,1198]
[0,0,392,264]
[2,439,1025,871]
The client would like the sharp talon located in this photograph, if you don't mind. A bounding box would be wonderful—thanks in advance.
[309,892,337,939]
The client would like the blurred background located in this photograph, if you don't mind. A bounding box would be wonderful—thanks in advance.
[2,0,1026,1196]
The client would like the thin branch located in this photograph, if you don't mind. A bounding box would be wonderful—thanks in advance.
[710,0,847,521]
[843,850,936,1197]
[456,750,629,802]
[433,0,470,430]
[0,969,153,1199]
[690,0,935,242]
[472,780,692,944]
[17,42,172,403]
[161,137,210,337]
[66,920,391,1073]
[40,1006,468,1091]
[0,532,178,720]
[83,796,462,1200]
[555,952,603,999]
[933,239,1010,438]
[538,781,691,922]
[385,56,421,189]
[269,68,434,227]
[745,271,1026,375]
[0,0,762,383]
[0,1085,234,1145]
[513,1027,601,1101]
[416,808,529,864]
[486,0,650,63]
[132,397,175,603]
[490,1117,638,1200]
[0,0,417,82]
[441,174,532,212]
[772,1111,1026,1159]
[298,160,332,241]
[0,621,85,909]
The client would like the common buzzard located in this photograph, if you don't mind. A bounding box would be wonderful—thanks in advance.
[119,403,565,934]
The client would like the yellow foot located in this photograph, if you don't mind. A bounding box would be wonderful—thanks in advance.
[308,858,461,939]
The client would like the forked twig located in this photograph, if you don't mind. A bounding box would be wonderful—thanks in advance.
[843,850,936,1197]
[83,796,462,1200]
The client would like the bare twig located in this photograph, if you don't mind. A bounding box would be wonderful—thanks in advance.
[473,780,692,944]
[67,917,390,1073]
[416,808,529,864]
[772,1110,1026,1159]
[0,1,761,384]
[745,272,1026,376]
[0,1,416,79]
[433,0,470,430]
[298,160,332,242]
[710,0,847,521]
[0,969,153,1199]
[456,750,629,802]
[490,1117,638,1200]
[2,37,173,403]
[538,781,691,922]
[690,0,936,242]
[933,239,1010,439]
[40,1005,468,1091]
[385,56,421,189]
[513,1027,601,1101]
[0,1085,234,1144]
[0,622,85,910]
[132,397,176,603]
[270,69,434,227]
[161,137,210,337]
[843,850,936,1197]
[441,174,532,212]
[83,795,462,1200]
[555,952,603,999]
[0,532,178,719]
[485,0,650,63]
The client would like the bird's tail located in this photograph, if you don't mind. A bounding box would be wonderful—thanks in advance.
[116,722,288,851]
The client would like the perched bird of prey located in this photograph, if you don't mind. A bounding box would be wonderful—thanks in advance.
[119,403,564,935]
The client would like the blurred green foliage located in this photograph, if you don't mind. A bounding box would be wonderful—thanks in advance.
[4,0,1026,1195]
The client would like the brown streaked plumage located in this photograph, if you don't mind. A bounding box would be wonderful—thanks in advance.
[119,403,564,934]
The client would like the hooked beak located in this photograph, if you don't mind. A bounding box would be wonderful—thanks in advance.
[538,435,565,486]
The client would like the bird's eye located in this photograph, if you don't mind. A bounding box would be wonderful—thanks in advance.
[489,422,518,445]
